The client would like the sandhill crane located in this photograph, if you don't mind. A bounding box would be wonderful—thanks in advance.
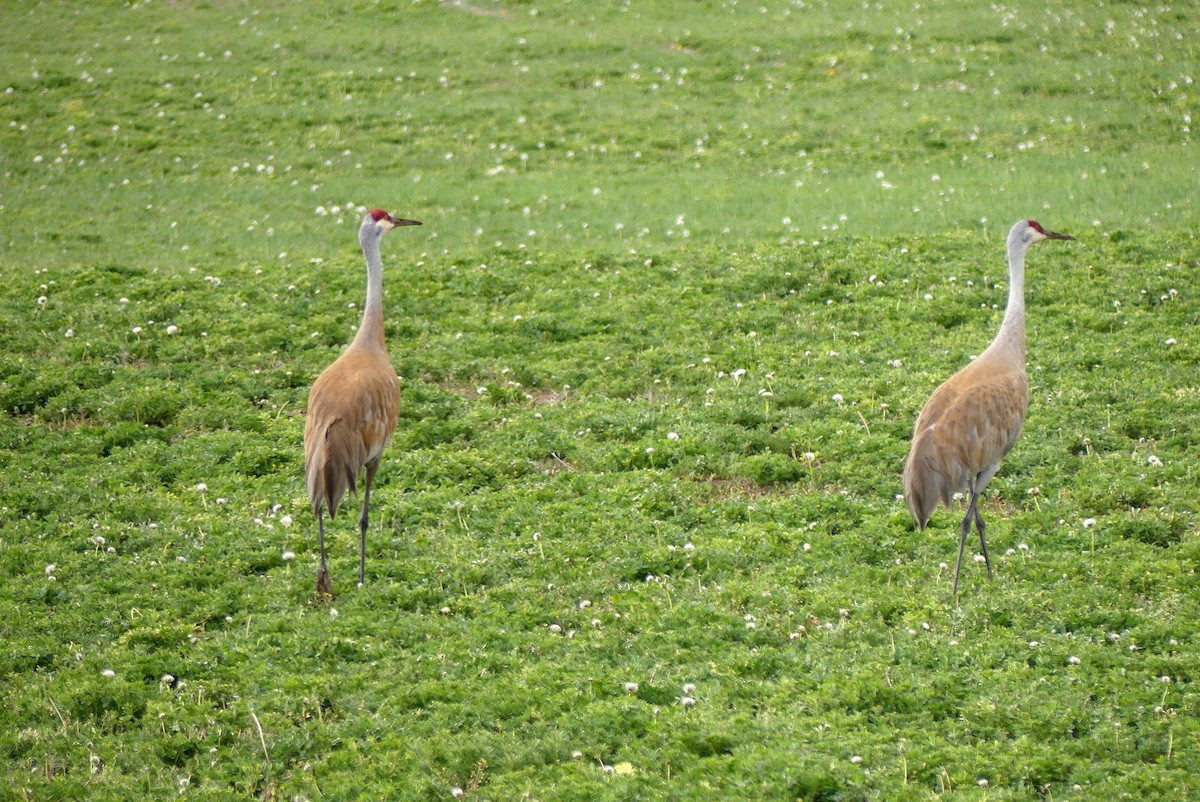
[304,208,421,596]
[903,219,1073,596]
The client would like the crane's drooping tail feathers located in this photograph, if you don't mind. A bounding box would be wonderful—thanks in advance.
[903,425,966,529]
[305,419,367,518]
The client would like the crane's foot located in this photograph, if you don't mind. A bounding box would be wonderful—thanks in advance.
[315,565,333,600]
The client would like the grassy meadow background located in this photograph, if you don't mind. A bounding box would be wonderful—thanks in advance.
[2,0,1199,799]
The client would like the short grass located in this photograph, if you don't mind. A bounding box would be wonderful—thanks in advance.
[2,1,1199,800]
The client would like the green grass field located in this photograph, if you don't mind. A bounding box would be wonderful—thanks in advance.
[2,1,1199,799]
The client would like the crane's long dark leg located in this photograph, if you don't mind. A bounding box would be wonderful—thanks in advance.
[316,507,333,597]
[953,483,995,597]
[358,459,380,587]
[973,499,993,580]
[953,501,972,597]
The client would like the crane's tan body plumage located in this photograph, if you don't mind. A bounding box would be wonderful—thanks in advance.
[303,209,420,596]
[903,219,1072,595]
[903,337,1028,529]
[304,346,400,521]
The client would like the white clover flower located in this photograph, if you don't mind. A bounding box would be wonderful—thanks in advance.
[101,669,116,678]
[282,551,295,561]
[195,483,207,492]
[624,682,639,693]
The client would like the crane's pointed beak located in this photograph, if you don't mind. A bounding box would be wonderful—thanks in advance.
[387,215,422,227]
[1043,228,1073,241]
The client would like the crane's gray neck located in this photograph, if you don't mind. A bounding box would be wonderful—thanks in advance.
[995,238,1027,357]
[353,230,386,350]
